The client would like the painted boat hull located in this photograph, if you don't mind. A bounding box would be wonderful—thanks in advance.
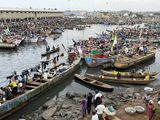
[85,73,156,85]
[101,70,159,78]
[114,51,155,69]
[0,57,81,119]
[84,57,114,67]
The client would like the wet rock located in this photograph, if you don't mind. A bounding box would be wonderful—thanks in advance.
[125,88,135,94]
[43,100,56,109]
[134,93,141,98]
[73,97,81,104]
[62,104,72,109]
[42,106,57,120]
[66,92,77,99]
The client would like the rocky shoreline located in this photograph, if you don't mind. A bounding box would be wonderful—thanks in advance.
[19,86,160,120]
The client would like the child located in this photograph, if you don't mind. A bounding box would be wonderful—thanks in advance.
[81,94,87,118]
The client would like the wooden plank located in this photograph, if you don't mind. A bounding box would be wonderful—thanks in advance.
[27,81,41,86]
[25,85,37,89]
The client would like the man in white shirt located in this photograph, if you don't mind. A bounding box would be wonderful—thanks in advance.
[91,111,99,120]
[94,92,103,100]
[94,90,103,107]
[95,103,105,120]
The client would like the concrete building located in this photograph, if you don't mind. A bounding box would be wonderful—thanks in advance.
[0,7,64,22]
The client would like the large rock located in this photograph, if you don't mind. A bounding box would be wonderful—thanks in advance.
[43,100,56,109]
[125,88,135,94]
[73,97,81,104]
[62,104,73,109]
[66,92,81,99]
[42,107,57,120]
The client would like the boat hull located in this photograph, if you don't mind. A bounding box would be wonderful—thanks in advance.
[114,52,155,69]
[85,73,155,85]
[0,57,81,119]
[41,47,60,57]
[101,70,158,78]
[74,74,114,92]
[84,57,114,67]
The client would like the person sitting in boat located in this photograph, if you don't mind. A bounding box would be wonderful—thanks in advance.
[9,79,18,95]
[52,45,55,50]
[143,45,148,55]
[17,81,23,93]
[117,72,121,79]
[113,70,118,76]
[139,46,144,55]
[57,63,68,73]
[4,87,12,100]
[144,73,150,81]
[0,87,6,102]
[46,45,50,52]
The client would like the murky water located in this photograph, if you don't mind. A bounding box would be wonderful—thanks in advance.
[1,24,160,119]
[0,24,118,82]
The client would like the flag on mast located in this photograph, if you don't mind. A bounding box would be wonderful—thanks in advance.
[90,36,93,49]
[111,34,117,51]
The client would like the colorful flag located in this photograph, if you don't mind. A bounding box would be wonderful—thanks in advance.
[111,35,117,51]
[90,36,93,49]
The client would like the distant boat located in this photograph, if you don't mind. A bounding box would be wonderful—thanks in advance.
[74,74,114,92]
[41,47,60,57]
[24,36,46,43]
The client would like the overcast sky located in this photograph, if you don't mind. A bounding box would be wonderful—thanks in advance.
[0,0,159,11]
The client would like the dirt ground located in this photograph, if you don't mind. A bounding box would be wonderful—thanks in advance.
[116,93,160,120]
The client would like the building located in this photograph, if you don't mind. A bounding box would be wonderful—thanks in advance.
[0,7,64,22]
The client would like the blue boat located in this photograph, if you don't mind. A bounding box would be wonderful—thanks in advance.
[84,56,114,67]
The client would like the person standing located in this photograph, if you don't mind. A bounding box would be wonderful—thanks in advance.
[147,100,155,120]
[91,111,99,120]
[87,92,93,114]
[81,94,87,118]
[94,90,103,108]
[95,101,105,120]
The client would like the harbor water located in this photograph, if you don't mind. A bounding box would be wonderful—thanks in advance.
[0,24,160,119]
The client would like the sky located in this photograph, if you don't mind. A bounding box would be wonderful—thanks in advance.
[0,0,160,12]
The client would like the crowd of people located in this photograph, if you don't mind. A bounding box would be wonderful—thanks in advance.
[81,90,116,120]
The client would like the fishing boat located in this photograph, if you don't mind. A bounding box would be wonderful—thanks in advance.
[101,70,159,78]
[74,74,114,92]
[84,55,115,67]
[85,73,156,85]
[0,57,81,119]
[114,51,155,69]
[0,42,17,49]
[41,47,60,57]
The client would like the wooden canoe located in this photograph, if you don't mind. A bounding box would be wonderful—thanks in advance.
[85,73,156,85]
[74,74,114,92]
[0,57,81,119]
[41,47,59,57]
[114,51,155,69]
[101,70,159,78]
